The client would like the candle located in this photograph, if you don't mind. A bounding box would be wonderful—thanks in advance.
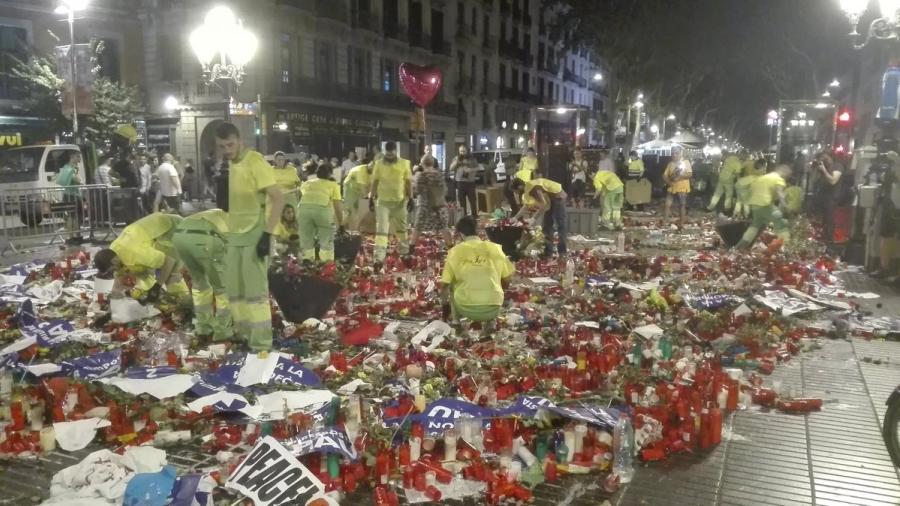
[573,424,587,455]
[409,435,422,462]
[0,371,12,399]
[443,429,458,462]
[563,428,576,463]
[516,444,537,467]
[39,427,55,452]
[509,461,522,481]
[29,405,44,431]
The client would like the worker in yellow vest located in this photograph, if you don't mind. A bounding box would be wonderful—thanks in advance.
[297,163,344,262]
[734,159,766,220]
[93,212,187,302]
[512,177,568,256]
[370,142,412,262]
[342,153,374,230]
[171,209,231,341]
[272,151,301,210]
[626,151,645,179]
[708,151,741,212]
[663,147,693,228]
[736,164,792,249]
[593,170,625,230]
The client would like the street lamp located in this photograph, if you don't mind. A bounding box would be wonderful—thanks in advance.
[593,72,603,82]
[164,96,179,110]
[829,78,841,88]
[839,0,900,49]
[54,0,90,142]
[662,114,676,138]
[650,124,659,138]
[190,6,257,120]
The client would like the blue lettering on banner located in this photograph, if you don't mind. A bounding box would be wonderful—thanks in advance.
[495,395,556,417]
[61,349,121,380]
[269,356,322,387]
[0,352,18,369]
[7,261,45,277]
[126,366,177,379]
[285,427,358,461]
[16,300,36,327]
[20,319,74,347]
[546,405,621,430]
[383,398,496,435]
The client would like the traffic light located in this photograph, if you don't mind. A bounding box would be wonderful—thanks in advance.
[833,107,853,157]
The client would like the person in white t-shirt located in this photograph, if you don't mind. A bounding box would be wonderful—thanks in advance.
[154,153,182,214]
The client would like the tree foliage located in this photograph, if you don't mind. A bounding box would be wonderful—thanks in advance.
[5,38,141,147]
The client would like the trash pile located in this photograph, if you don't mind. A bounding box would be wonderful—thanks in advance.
[0,223,885,505]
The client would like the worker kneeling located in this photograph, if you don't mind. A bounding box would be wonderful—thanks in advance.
[441,216,515,324]
[736,164,792,249]
[593,169,624,230]
[172,209,232,341]
[93,212,187,302]
[298,163,343,262]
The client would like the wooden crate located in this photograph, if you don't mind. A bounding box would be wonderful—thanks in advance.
[477,185,506,214]
[566,207,600,237]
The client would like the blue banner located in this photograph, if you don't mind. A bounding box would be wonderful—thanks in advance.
[495,395,556,417]
[7,261,45,277]
[62,349,121,380]
[20,319,74,347]
[16,300,36,327]
[383,398,496,435]
[269,356,322,387]
[126,366,178,379]
[285,427,358,461]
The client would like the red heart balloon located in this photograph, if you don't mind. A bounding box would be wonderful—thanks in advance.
[398,63,443,108]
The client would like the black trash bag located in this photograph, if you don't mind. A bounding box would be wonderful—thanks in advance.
[335,232,362,265]
[268,272,341,323]
[716,221,750,248]
[486,225,524,258]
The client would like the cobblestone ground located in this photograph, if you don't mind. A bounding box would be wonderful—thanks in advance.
[1,208,899,505]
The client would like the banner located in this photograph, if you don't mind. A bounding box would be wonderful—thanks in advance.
[269,356,322,388]
[225,436,326,505]
[284,427,358,461]
[54,43,94,116]
[16,299,36,326]
[61,349,121,380]
[20,319,74,347]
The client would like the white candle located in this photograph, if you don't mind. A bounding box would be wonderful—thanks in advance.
[574,424,587,454]
[717,389,728,409]
[564,428,576,462]
[409,436,422,462]
[516,445,537,467]
[443,429,458,462]
[0,371,12,398]
[40,427,56,452]
[29,406,44,431]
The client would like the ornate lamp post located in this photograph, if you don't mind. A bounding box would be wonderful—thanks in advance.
[189,6,257,120]
[54,0,90,142]
[839,0,900,49]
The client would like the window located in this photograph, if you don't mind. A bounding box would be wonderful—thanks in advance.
[0,25,27,100]
[482,60,489,86]
[348,47,369,88]
[482,102,490,129]
[383,0,399,32]
[512,68,518,90]
[499,63,506,87]
[159,35,181,82]
[524,34,530,54]
[279,33,292,86]
[471,6,477,35]
[457,50,465,78]
[538,43,544,68]
[95,38,121,82]
[431,9,444,51]
[482,15,489,42]
[0,147,41,183]
[382,58,396,91]
[512,27,519,47]
[500,21,507,41]
[470,55,476,83]
[522,71,529,93]
[457,1,464,29]
[315,40,336,83]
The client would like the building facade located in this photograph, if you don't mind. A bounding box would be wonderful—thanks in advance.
[0,0,144,146]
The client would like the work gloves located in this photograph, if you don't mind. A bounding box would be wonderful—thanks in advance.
[257,231,272,258]
[144,282,163,304]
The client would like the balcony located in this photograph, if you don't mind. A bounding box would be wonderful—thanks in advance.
[539,59,559,74]
[351,13,381,33]
[456,24,476,44]
[409,30,425,47]
[498,40,520,60]
[432,40,453,56]
[455,76,475,94]
[316,0,347,22]
[384,23,409,42]
[563,68,587,88]
[271,78,455,116]
[499,86,531,103]
[482,36,497,50]
[485,81,500,100]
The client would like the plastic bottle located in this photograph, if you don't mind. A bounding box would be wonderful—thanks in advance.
[612,413,634,483]
[878,65,900,122]
[563,258,575,288]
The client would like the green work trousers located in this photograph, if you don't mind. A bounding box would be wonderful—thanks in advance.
[451,296,501,323]
[708,179,735,211]
[374,199,409,261]
[172,219,232,341]
[224,219,272,351]
[602,188,624,228]
[737,204,790,249]
[298,203,335,262]
[343,183,362,229]
[734,183,753,219]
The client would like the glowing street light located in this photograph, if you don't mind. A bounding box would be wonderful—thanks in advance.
[593,72,603,81]
[190,6,257,120]
[839,0,900,48]
[667,114,676,120]
[650,124,659,135]
[829,78,841,87]
[164,96,179,110]
[55,0,90,141]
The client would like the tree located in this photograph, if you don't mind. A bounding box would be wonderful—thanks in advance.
[6,38,142,147]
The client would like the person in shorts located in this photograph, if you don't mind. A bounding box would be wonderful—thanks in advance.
[663,147,693,229]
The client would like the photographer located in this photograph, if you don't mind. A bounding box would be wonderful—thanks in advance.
[812,153,842,244]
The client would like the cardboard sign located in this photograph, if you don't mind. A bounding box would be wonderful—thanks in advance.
[226,436,325,505]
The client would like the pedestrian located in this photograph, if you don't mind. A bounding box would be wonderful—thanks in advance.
[812,153,843,244]
[341,150,358,183]
[181,165,197,202]
[342,152,375,231]
[451,144,478,216]
[734,160,764,220]
[171,209,232,342]
[370,141,412,263]
[56,150,85,244]
[597,149,615,173]
[96,156,114,186]
[297,163,343,263]
[708,150,741,213]
[736,164,792,249]
[512,177,568,257]
[593,168,624,230]
[92,212,187,302]
[411,155,452,249]
[215,121,284,352]
[626,151,645,180]
[272,151,301,211]
[155,154,182,214]
[568,148,589,207]
[440,216,514,326]
[873,151,900,281]
[138,154,153,215]
[663,147,692,228]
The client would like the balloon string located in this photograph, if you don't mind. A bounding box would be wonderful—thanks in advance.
[421,107,428,158]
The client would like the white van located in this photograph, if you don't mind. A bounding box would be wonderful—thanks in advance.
[0,144,82,226]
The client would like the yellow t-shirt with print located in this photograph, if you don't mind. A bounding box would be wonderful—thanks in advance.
[441,237,514,307]
[593,171,624,193]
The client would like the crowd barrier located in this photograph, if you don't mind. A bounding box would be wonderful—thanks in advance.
[0,185,142,256]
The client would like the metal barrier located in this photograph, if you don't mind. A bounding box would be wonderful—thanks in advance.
[0,184,118,256]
